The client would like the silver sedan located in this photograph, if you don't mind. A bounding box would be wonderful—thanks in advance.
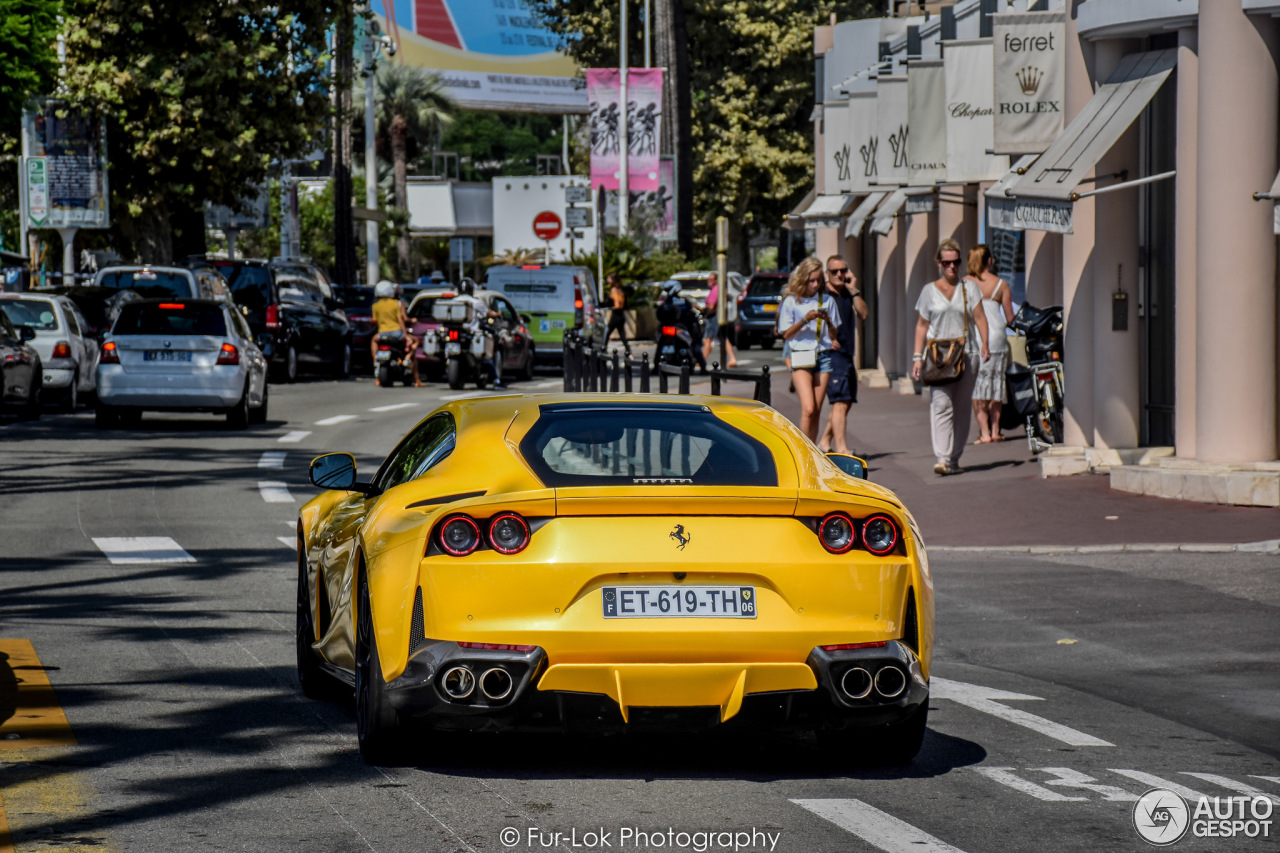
[95,299,269,429]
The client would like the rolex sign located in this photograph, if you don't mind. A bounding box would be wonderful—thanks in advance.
[992,11,1065,155]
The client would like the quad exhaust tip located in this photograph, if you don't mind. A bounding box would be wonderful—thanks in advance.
[874,665,907,699]
[839,667,873,700]
[480,667,514,701]
[442,666,476,699]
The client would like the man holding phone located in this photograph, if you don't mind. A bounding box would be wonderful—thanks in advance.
[819,255,868,453]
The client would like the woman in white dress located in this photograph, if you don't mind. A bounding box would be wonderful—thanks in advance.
[910,240,990,475]
[967,245,1015,443]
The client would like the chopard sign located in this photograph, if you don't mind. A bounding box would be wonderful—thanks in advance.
[949,102,993,120]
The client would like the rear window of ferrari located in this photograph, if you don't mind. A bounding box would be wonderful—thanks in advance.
[521,403,777,487]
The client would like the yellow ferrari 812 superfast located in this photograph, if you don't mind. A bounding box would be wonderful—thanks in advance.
[297,394,933,764]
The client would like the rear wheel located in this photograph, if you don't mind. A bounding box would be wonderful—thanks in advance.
[274,344,298,384]
[61,374,79,413]
[355,569,400,764]
[19,379,41,421]
[376,364,391,388]
[118,407,142,428]
[446,359,464,390]
[520,349,535,381]
[249,380,269,425]
[226,382,250,429]
[820,702,929,767]
[334,344,352,379]
[760,336,776,350]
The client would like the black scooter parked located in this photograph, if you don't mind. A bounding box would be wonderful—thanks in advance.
[1005,303,1065,451]
[374,332,415,388]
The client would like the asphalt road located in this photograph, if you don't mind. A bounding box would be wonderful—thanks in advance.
[1,363,1277,853]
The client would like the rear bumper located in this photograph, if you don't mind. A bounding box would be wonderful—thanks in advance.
[96,366,245,409]
[41,367,74,389]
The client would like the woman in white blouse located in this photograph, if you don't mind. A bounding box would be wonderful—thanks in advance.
[778,257,841,441]
[910,239,990,475]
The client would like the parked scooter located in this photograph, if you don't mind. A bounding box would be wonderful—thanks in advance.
[374,332,415,388]
[1006,303,1065,451]
[655,323,695,367]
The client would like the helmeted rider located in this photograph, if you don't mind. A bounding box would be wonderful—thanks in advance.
[454,278,506,390]
[655,280,707,371]
[371,279,423,387]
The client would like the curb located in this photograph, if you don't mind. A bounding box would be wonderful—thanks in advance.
[930,539,1280,556]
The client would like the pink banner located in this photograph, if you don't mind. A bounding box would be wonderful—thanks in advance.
[586,68,663,192]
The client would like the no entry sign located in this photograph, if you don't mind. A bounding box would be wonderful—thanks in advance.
[533,210,562,241]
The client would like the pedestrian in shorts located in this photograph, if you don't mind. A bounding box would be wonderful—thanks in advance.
[818,255,867,453]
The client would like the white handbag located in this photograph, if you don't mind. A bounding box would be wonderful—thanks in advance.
[789,298,825,369]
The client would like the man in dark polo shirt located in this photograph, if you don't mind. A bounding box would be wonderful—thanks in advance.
[819,254,868,453]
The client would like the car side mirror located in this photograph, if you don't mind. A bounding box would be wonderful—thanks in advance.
[826,452,869,480]
[520,313,532,324]
[310,453,358,490]
[17,325,36,342]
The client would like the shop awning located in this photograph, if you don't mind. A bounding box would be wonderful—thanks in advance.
[797,193,860,230]
[783,187,817,232]
[1009,49,1176,232]
[844,191,888,238]
[985,155,1039,231]
[868,188,934,237]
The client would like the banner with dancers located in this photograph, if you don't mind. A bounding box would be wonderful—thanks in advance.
[586,68,664,192]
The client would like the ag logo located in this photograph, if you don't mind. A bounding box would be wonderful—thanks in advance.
[668,524,691,550]
[1133,789,1189,846]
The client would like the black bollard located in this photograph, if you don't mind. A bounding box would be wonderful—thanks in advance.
[710,362,721,397]
[678,362,691,395]
[640,353,651,393]
[757,365,771,405]
[610,351,620,393]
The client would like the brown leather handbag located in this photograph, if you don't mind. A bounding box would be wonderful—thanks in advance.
[921,284,969,386]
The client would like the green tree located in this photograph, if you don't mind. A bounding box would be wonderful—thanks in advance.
[438,110,565,182]
[371,63,453,278]
[61,1,340,262]
[0,0,65,132]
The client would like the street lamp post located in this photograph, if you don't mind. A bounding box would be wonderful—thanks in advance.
[618,0,629,236]
[363,35,380,285]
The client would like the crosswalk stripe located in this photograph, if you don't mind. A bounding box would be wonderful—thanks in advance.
[0,640,77,749]
[258,481,294,503]
[258,451,286,469]
[277,536,295,549]
[971,767,1086,802]
[369,402,419,412]
[278,430,311,443]
[92,537,195,564]
[315,414,357,425]
[932,677,1113,747]
[1183,772,1280,805]
[1109,769,1206,800]
[791,799,968,853]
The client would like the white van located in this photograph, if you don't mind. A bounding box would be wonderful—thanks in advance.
[482,265,601,361]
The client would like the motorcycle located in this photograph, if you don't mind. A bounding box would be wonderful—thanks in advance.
[422,305,494,390]
[1006,303,1065,452]
[655,322,695,367]
[374,332,415,388]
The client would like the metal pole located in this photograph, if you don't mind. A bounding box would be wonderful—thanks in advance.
[18,117,29,272]
[644,0,651,68]
[364,39,380,284]
[280,161,291,259]
[58,227,77,283]
[619,0,629,236]
[562,114,570,175]
[715,215,728,368]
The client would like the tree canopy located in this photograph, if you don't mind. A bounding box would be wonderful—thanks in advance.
[0,0,66,132]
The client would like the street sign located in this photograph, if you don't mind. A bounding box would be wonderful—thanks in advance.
[533,210,562,241]
[565,185,590,204]
[25,158,48,228]
[565,207,592,229]
[449,237,474,263]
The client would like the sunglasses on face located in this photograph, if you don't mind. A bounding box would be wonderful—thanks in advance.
[939,259,960,267]
[829,267,849,276]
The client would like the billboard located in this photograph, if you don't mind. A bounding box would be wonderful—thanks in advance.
[585,68,663,192]
[370,0,586,114]
[22,100,110,229]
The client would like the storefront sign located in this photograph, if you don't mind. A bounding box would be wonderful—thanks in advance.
[1014,197,1073,234]
[586,68,663,192]
[987,197,1020,231]
[823,101,854,195]
[908,60,947,186]
[846,91,880,194]
[944,39,1007,183]
[875,76,909,186]
[993,11,1066,155]
[905,192,936,215]
[21,100,110,229]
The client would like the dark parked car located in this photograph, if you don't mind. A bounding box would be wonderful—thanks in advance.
[210,259,351,382]
[0,310,42,420]
[734,272,788,349]
[407,288,536,382]
[336,285,377,372]
[47,285,144,342]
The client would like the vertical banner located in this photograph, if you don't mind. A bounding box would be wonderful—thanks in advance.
[604,157,676,242]
[822,101,853,195]
[22,100,110,229]
[993,12,1065,155]
[846,91,880,193]
[908,60,947,186]
[586,68,663,192]
[944,39,1008,183]
[876,76,909,186]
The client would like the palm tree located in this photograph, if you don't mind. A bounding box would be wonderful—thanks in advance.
[373,64,454,276]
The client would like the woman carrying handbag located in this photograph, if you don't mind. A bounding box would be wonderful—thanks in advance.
[779,257,841,441]
[910,239,990,475]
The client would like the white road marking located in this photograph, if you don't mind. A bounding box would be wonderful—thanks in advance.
[791,799,968,853]
[277,536,295,548]
[1252,776,1280,787]
[92,537,196,565]
[971,767,1086,802]
[278,430,311,443]
[1183,773,1280,805]
[931,677,1113,747]
[258,451,286,469]
[529,379,562,389]
[258,481,295,503]
[1037,768,1138,801]
[1109,770,1206,801]
[439,391,489,401]
[369,402,419,412]
[315,414,357,425]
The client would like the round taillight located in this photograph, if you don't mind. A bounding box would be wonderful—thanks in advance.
[488,513,530,555]
[862,515,899,556]
[819,513,857,554]
[439,515,481,556]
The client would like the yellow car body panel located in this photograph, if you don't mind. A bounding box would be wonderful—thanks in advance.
[299,393,934,729]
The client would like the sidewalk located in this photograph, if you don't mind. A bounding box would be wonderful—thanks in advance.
[685,368,1278,549]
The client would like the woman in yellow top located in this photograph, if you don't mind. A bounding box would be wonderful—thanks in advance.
[371,280,423,387]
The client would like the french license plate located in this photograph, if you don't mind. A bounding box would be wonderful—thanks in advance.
[144,350,192,362]
[762,304,778,313]
[660,345,674,355]
[602,586,757,618]
[445,342,461,356]
[375,350,391,361]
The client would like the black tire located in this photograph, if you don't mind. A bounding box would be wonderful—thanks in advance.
[760,336,776,350]
[446,358,464,390]
[820,702,929,767]
[226,382,250,429]
[334,344,352,379]
[18,379,41,421]
[1036,408,1064,445]
[61,373,79,413]
[355,569,400,764]
[279,344,298,384]
[296,544,333,700]
[249,380,269,425]
[376,364,391,388]
[95,404,119,428]
[520,349,535,381]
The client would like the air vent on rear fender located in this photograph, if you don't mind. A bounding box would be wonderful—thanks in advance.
[902,588,919,654]
[409,587,426,655]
